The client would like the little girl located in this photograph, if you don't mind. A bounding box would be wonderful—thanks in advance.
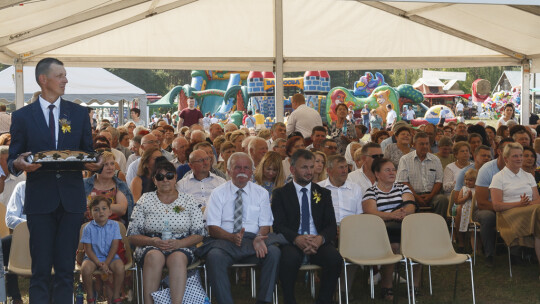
[81,196,125,304]
[254,151,285,199]
[455,169,477,252]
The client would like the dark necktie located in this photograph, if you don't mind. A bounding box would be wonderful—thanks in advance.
[301,188,310,235]
[233,189,244,233]
[48,104,55,148]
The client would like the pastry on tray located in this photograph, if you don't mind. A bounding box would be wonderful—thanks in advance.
[30,150,98,163]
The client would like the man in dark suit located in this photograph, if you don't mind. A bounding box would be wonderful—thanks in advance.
[8,58,100,304]
[271,149,342,304]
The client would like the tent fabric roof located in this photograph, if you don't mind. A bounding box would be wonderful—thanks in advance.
[0,66,147,105]
[0,1,539,72]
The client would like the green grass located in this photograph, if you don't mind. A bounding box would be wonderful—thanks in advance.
[15,249,540,303]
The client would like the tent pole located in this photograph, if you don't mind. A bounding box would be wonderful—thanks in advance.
[14,58,24,110]
[521,61,531,125]
[274,0,284,123]
[119,99,125,126]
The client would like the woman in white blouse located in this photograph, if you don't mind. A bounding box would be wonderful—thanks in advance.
[443,141,472,194]
[489,142,540,277]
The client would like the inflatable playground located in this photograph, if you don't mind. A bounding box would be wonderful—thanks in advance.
[162,70,428,127]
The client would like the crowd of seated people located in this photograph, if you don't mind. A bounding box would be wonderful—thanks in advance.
[2,97,540,303]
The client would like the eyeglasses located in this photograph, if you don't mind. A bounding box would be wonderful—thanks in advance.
[325,145,338,150]
[155,172,175,181]
[142,140,159,145]
[191,157,211,164]
[367,154,384,159]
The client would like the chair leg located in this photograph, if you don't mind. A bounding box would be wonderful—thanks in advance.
[343,260,349,304]
[451,217,454,241]
[428,265,432,295]
[473,225,477,265]
[251,267,257,299]
[273,283,278,304]
[404,258,411,304]
[409,259,416,304]
[337,276,342,304]
[369,266,374,299]
[507,245,513,278]
[469,257,476,304]
[453,264,459,301]
[310,270,316,299]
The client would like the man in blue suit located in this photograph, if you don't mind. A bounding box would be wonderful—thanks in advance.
[8,58,101,304]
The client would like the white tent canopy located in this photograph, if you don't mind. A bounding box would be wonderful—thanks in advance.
[0,66,147,105]
[0,0,539,71]
[0,0,539,121]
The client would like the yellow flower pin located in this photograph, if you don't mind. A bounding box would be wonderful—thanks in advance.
[313,191,321,204]
[59,118,71,134]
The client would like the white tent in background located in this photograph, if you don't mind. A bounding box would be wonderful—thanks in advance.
[0,0,539,121]
[0,66,147,123]
[0,66,147,106]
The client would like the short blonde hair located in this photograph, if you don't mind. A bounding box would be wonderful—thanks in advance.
[464,168,477,180]
[452,141,471,156]
[100,151,116,161]
[502,142,523,158]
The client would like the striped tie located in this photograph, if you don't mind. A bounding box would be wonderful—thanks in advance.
[233,189,244,233]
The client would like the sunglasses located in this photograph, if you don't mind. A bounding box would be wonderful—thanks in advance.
[155,172,175,181]
[368,154,385,159]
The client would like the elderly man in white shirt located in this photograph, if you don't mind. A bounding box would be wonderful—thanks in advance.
[319,155,363,224]
[176,150,225,210]
[286,93,322,138]
[348,142,383,195]
[202,152,280,304]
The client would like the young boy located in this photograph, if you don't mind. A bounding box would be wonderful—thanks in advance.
[80,196,125,303]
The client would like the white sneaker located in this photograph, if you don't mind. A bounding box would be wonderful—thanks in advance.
[367,272,381,285]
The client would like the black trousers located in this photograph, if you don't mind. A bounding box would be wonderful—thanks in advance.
[279,243,342,304]
[27,205,83,304]
[2,235,21,300]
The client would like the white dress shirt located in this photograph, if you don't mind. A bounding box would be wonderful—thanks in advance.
[5,181,26,229]
[176,172,226,209]
[39,96,61,149]
[348,166,375,196]
[126,154,140,169]
[206,181,273,234]
[286,104,323,138]
[489,167,536,203]
[126,158,140,186]
[112,148,127,173]
[292,181,318,235]
[0,172,26,206]
[318,178,363,223]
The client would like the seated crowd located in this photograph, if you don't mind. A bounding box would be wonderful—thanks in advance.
[3,97,540,304]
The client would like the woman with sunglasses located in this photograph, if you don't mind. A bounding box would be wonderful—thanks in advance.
[128,159,207,304]
[130,148,162,202]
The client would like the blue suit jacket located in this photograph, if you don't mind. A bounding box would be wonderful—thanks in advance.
[8,99,94,214]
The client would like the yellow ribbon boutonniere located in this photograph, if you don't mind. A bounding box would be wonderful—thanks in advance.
[173,206,185,213]
[313,190,321,204]
[59,118,71,134]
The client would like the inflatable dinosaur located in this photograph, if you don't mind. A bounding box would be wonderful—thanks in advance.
[325,84,423,124]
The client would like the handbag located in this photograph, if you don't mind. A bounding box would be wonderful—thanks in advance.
[151,269,208,304]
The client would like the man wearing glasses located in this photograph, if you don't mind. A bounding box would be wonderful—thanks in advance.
[176,150,225,211]
[348,142,383,195]
[321,138,338,157]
